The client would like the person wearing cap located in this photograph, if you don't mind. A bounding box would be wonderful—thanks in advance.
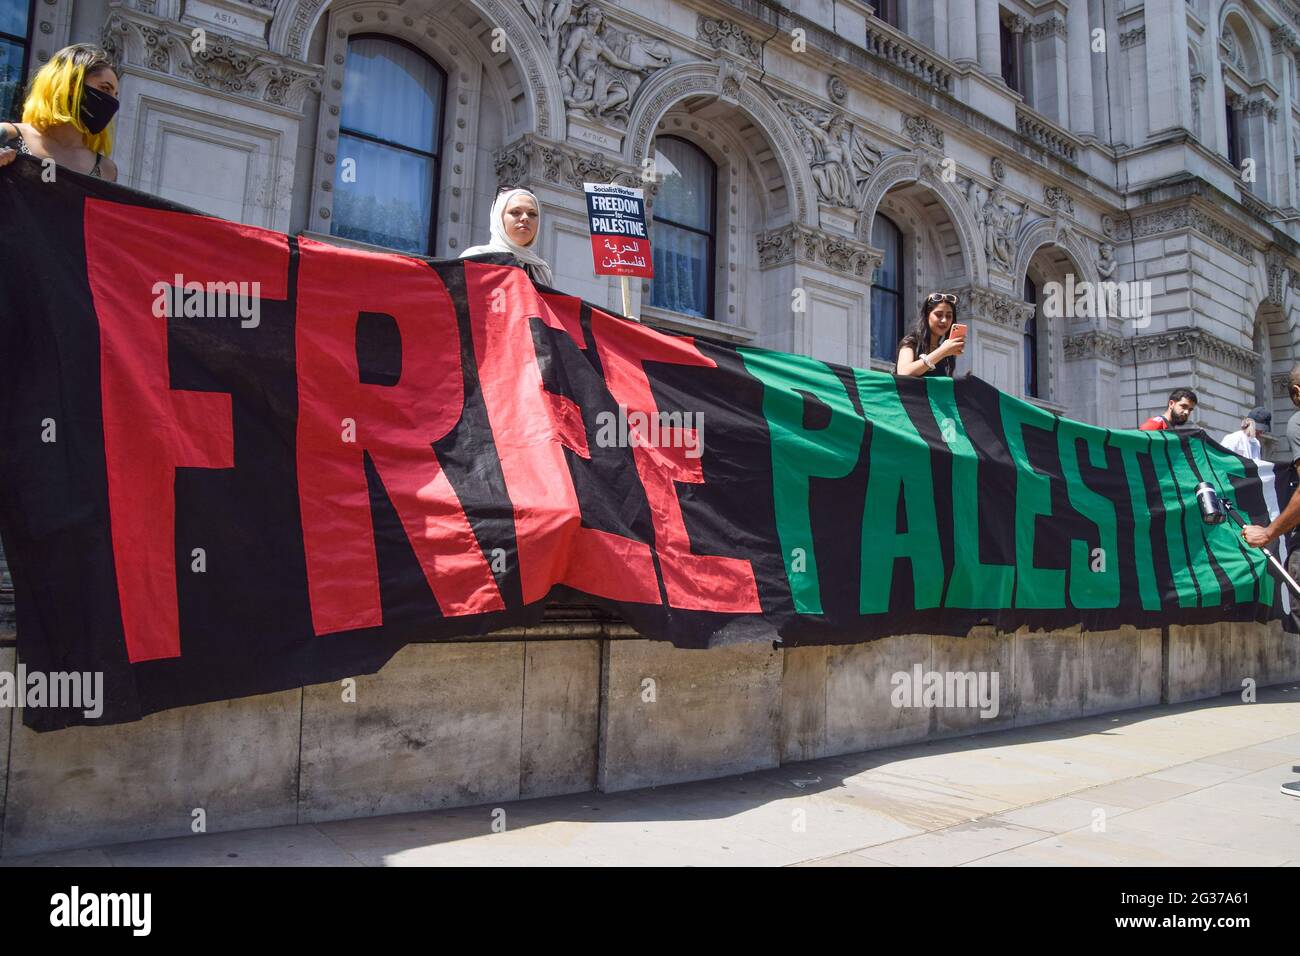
[1220,406,1271,459]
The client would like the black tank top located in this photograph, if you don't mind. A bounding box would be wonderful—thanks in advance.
[3,124,103,178]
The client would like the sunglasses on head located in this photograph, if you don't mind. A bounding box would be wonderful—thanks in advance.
[926,292,958,304]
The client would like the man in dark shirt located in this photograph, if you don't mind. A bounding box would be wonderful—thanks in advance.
[1139,387,1197,430]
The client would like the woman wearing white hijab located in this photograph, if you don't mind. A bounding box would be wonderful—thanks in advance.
[460,187,554,286]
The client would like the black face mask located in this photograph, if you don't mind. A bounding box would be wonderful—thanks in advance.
[79,85,118,135]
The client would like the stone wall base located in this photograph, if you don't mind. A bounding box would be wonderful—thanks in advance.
[2,620,1297,857]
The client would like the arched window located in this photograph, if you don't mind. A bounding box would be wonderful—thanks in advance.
[0,0,33,121]
[1023,276,1039,398]
[870,213,904,362]
[331,36,445,255]
[650,136,716,319]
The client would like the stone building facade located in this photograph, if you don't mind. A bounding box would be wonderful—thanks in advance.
[4,0,1300,433]
[5,0,1300,604]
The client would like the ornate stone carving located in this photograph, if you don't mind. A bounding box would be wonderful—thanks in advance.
[965,182,1025,272]
[1044,185,1074,215]
[103,13,321,111]
[1222,28,1246,71]
[1119,27,1146,49]
[1272,24,1300,55]
[696,14,760,62]
[556,3,671,128]
[1030,16,1067,40]
[780,98,881,209]
[1267,251,1288,306]
[991,156,1005,182]
[718,57,746,100]
[493,133,650,193]
[1117,329,1258,375]
[902,114,944,150]
[1063,331,1127,362]
[1096,241,1117,280]
[959,287,1036,332]
[1243,96,1279,121]
[494,138,534,189]
[547,141,643,190]
[827,74,847,105]
[755,223,880,277]
[1110,206,1252,259]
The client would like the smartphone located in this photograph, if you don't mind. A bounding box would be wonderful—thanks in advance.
[950,323,967,340]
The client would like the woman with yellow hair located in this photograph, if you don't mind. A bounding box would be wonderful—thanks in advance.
[0,43,119,181]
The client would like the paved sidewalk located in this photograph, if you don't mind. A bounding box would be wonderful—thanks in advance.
[6,686,1300,866]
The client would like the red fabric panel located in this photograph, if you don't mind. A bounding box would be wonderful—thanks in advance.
[295,239,503,634]
[85,199,289,662]
[589,308,761,613]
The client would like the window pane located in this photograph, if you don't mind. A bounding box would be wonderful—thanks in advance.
[871,214,901,291]
[650,222,710,318]
[871,288,901,361]
[1022,279,1038,396]
[0,0,27,40]
[340,37,442,153]
[654,137,713,231]
[1024,315,1038,397]
[331,134,434,254]
[0,36,22,121]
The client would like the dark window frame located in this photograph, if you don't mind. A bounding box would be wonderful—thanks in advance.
[650,134,718,321]
[334,33,447,256]
[1226,97,1241,168]
[1023,275,1039,398]
[870,212,906,362]
[0,0,37,121]
[1000,17,1022,94]
[875,0,902,28]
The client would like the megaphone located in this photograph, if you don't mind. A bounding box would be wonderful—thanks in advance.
[1195,482,1300,599]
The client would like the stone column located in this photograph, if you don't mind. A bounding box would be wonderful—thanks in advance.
[949,0,978,66]
[1143,0,1191,137]
[959,287,1036,395]
[976,0,1001,74]
[1067,0,1095,136]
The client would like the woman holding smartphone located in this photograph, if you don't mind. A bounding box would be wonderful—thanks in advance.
[896,292,965,377]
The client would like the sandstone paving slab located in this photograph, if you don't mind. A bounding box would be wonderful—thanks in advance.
[1197,746,1296,772]
[1111,798,1300,859]
[964,822,1290,867]
[1175,781,1300,821]
[991,796,1135,833]
[1146,761,1255,788]
[855,819,1052,867]
[1074,776,1201,809]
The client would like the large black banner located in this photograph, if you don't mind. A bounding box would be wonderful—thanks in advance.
[0,156,1290,729]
